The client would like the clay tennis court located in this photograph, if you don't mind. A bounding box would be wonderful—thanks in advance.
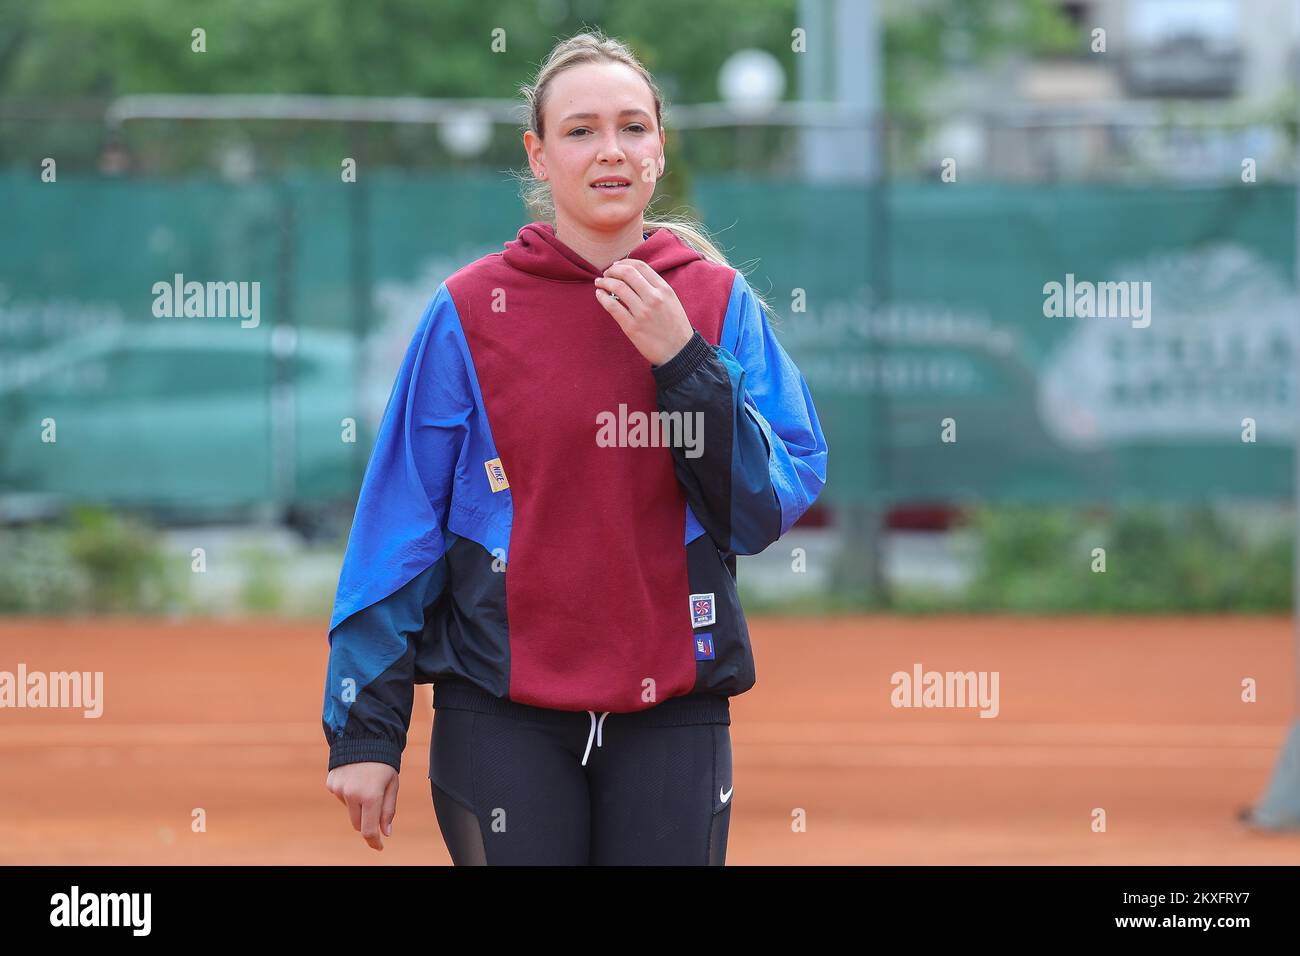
[2,614,1297,865]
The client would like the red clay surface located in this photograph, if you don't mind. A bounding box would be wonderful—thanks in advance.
[1,614,1298,865]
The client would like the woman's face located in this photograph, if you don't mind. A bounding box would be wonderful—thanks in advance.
[525,61,666,233]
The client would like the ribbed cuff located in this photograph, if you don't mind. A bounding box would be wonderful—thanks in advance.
[328,735,404,773]
[651,329,714,391]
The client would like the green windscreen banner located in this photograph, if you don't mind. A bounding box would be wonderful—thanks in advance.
[1,171,1294,514]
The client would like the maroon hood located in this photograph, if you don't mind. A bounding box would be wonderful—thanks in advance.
[502,221,704,282]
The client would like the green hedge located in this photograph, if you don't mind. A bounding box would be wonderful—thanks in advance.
[1,503,1291,615]
[741,503,1293,615]
[959,503,1291,613]
[0,505,186,614]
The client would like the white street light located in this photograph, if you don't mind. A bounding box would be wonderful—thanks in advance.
[718,49,786,116]
[438,110,493,158]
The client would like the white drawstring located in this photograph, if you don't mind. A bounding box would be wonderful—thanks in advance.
[582,710,610,766]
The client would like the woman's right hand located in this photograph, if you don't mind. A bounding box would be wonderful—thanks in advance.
[326,761,399,851]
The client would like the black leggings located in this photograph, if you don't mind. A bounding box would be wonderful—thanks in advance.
[428,699,733,865]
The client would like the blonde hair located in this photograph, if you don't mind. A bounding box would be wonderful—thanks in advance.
[514,27,776,324]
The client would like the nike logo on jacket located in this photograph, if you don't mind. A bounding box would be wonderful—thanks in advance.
[323,222,828,772]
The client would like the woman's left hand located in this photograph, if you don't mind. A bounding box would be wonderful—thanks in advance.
[595,259,695,367]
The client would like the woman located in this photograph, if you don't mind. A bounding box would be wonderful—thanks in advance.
[323,28,828,865]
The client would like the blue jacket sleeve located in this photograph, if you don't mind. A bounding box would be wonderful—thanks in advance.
[650,271,828,555]
[322,282,468,772]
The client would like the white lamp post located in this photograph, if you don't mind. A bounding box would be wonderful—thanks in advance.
[719,49,786,117]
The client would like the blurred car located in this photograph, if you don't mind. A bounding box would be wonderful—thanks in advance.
[0,320,368,534]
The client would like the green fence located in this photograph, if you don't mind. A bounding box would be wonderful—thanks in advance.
[1,171,1294,515]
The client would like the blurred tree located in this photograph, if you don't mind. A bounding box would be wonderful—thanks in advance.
[0,0,793,101]
[0,0,796,176]
[0,0,1081,173]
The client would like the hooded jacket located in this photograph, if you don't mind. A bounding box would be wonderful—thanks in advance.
[322,222,828,772]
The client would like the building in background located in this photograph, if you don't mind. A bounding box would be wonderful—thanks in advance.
[918,0,1300,181]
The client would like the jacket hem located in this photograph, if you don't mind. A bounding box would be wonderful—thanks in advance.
[431,674,730,726]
